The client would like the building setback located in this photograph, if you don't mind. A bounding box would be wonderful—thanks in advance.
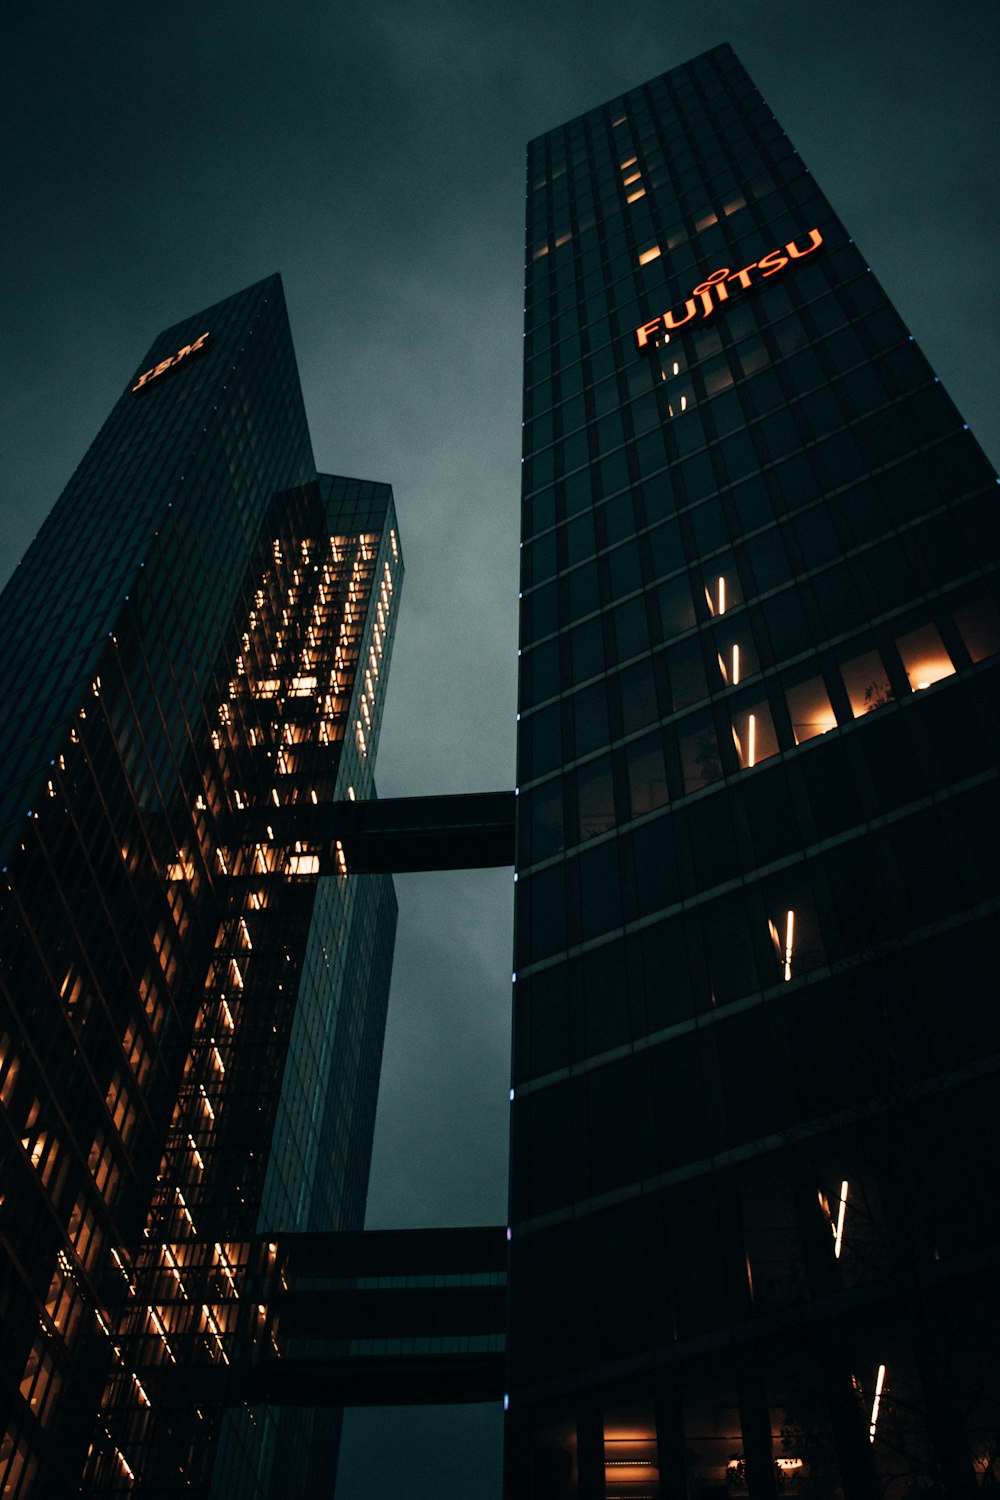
[510,43,1000,1499]
[0,277,402,1495]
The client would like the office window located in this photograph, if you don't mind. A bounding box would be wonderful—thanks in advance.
[784,670,837,744]
[677,710,723,794]
[627,733,668,817]
[840,647,893,718]
[893,622,955,692]
[731,694,779,769]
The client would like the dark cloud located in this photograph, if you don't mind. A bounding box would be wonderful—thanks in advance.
[2,0,997,1492]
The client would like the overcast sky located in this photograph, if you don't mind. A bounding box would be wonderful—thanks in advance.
[2,1,998,1494]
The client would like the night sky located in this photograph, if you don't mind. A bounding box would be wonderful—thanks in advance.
[2,1,998,1494]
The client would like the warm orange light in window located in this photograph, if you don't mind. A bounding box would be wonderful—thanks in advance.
[638,246,661,266]
[895,624,955,691]
[627,188,646,203]
[870,1364,886,1442]
[834,1179,848,1258]
[783,908,794,980]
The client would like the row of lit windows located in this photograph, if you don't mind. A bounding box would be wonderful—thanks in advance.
[519,486,997,712]
[520,599,997,869]
[518,588,999,808]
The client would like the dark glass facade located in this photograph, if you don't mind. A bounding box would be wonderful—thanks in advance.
[510,45,1000,1498]
[0,278,402,1495]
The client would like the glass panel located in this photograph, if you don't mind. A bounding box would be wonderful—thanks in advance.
[785,672,837,744]
[626,734,668,817]
[684,1378,743,1490]
[953,593,1000,663]
[731,697,779,769]
[840,647,894,718]
[677,711,723,795]
[577,757,616,841]
[894,622,955,691]
[528,780,564,862]
[714,617,758,687]
[702,559,740,617]
[604,1399,659,1498]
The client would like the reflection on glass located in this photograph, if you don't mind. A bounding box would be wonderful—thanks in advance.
[577,758,615,841]
[840,648,893,718]
[732,701,778,769]
[869,1364,887,1444]
[894,623,955,691]
[768,909,795,981]
[678,713,723,795]
[785,674,837,744]
[706,575,728,616]
[834,1179,848,1258]
[718,643,741,685]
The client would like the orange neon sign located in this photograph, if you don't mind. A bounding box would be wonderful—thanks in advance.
[131,331,211,392]
[634,227,823,350]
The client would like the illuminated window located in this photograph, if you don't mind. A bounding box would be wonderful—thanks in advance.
[286,853,320,876]
[894,622,955,691]
[840,648,893,717]
[731,699,778,769]
[768,909,796,981]
[704,571,736,617]
[638,245,661,266]
[785,673,837,744]
[626,188,646,203]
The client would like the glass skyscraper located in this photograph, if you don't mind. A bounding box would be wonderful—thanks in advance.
[0,276,402,1495]
[511,43,1000,1499]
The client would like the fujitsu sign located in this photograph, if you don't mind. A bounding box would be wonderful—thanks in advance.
[634,227,823,350]
[131,331,211,392]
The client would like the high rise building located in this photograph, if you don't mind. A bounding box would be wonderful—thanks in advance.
[0,277,402,1495]
[511,43,1000,1499]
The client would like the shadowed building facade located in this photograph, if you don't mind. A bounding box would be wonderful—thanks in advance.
[511,44,1000,1498]
[0,277,402,1495]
